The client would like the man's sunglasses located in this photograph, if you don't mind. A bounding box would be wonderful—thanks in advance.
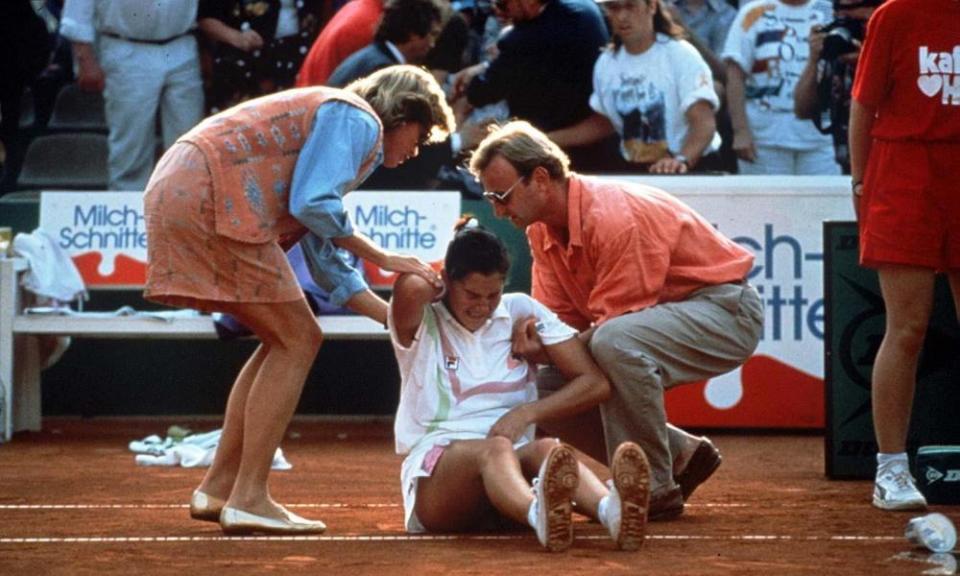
[482,174,525,204]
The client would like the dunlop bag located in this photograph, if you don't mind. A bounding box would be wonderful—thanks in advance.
[917,446,960,505]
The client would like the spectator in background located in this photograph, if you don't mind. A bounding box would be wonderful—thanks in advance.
[794,0,882,173]
[60,0,204,191]
[328,0,448,87]
[470,121,763,521]
[722,0,839,175]
[671,0,736,56]
[0,0,53,193]
[198,0,326,113]
[451,0,612,172]
[548,0,721,174]
[848,0,960,511]
[328,0,490,193]
[145,65,455,534]
[296,0,383,86]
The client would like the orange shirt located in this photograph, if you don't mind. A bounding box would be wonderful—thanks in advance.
[528,175,754,331]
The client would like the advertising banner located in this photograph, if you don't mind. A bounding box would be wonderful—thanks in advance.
[39,191,147,287]
[38,190,461,289]
[617,175,850,428]
[343,191,461,288]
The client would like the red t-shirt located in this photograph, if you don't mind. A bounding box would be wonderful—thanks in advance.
[851,0,960,141]
[295,0,383,87]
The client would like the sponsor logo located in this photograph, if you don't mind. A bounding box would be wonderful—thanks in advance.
[917,46,960,105]
[924,466,960,485]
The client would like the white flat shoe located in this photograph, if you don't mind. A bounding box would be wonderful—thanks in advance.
[219,506,327,535]
[189,490,226,523]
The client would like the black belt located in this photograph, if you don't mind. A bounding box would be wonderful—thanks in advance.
[101,31,190,45]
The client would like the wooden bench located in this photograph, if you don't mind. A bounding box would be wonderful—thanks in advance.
[0,257,388,441]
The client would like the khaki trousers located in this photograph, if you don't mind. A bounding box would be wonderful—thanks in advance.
[538,282,764,493]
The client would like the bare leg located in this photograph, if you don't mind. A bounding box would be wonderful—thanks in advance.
[414,437,535,530]
[196,298,323,520]
[515,439,608,520]
[196,343,269,500]
[872,266,935,453]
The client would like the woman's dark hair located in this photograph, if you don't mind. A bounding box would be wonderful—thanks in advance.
[444,217,510,281]
[608,0,684,51]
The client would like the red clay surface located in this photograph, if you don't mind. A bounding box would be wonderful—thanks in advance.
[1,418,957,575]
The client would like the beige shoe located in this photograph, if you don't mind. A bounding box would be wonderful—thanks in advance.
[189,490,226,523]
[609,442,651,551]
[533,443,579,552]
[220,506,327,535]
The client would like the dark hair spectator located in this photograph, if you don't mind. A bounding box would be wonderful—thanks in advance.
[376,0,450,45]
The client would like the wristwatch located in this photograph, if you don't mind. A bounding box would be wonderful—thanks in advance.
[852,179,864,196]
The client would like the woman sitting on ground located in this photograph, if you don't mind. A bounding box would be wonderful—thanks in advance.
[387,219,652,552]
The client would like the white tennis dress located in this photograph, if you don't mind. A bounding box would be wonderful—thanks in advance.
[389,293,576,531]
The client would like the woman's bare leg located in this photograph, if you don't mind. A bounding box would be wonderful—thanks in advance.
[196,343,269,500]
[194,298,323,519]
[872,266,935,453]
[415,437,534,530]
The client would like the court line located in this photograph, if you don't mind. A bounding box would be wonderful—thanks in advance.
[0,503,400,510]
[0,502,749,510]
[0,534,904,544]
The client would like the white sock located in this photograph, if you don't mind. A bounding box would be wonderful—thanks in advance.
[597,495,611,530]
[877,452,908,472]
[526,498,538,530]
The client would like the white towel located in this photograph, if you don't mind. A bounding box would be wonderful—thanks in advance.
[12,228,86,303]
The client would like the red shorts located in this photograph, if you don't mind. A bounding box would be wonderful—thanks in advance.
[859,140,960,270]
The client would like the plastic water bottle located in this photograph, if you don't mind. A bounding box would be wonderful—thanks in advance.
[905,513,957,553]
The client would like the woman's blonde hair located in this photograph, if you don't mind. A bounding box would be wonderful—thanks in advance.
[469,120,570,180]
[346,65,456,144]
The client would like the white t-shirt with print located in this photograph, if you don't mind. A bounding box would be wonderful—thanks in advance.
[590,35,721,164]
[722,0,833,150]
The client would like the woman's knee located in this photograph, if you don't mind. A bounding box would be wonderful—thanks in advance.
[885,319,928,356]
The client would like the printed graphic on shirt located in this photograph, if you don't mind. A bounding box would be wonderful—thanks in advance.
[737,2,830,112]
[615,75,669,163]
[918,46,960,105]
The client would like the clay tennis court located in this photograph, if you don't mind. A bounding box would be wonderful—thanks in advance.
[1,417,955,575]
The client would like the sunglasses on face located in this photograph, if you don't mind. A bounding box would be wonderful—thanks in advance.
[482,174,525,204]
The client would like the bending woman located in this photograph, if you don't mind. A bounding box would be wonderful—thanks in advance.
[143,65,455,535]
[389,221,652,552]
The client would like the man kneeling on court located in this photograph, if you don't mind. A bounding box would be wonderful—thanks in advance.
[470,121,764,520]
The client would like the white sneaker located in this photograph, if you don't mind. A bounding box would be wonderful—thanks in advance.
[606,442,651,550]
[532,443,579,552]
[873,464,928,511]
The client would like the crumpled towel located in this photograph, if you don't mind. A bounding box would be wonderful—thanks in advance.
[129,429,292,470]
[12,228,86,303]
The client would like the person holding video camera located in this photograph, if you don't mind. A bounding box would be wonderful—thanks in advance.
[794,0,882,173]
[722,0,839,175]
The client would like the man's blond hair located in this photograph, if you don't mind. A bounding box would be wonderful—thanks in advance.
[469,120,570,180]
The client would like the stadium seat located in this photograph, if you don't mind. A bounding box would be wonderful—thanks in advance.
[16,132,109,190]
[19,88,36,131]
[47,83,107,133]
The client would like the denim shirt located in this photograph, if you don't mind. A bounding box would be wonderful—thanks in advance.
[290,101,383,306]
